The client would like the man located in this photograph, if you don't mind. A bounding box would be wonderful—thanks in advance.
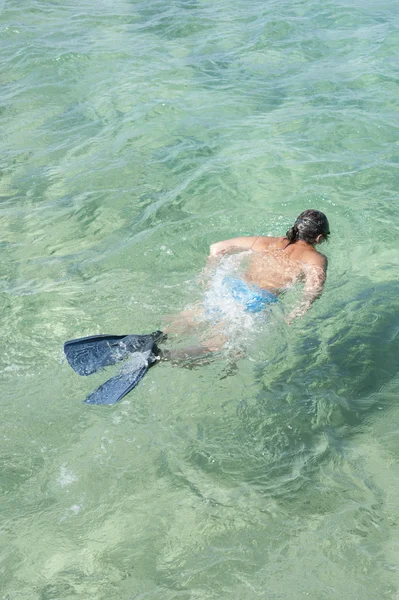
[64,210,330,404]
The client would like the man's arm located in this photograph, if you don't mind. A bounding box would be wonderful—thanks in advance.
[209,236,272,257]
[286,253,327,323]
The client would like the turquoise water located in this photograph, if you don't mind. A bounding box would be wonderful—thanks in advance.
[1,0,399,597]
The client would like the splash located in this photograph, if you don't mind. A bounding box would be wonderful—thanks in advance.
[201,252,272,352]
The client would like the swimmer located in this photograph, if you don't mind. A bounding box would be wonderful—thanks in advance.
[64,209,330,404]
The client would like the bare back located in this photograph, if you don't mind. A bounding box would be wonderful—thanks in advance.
[209,234,327,295]
[245,236,324,292]
[210,235,325,291]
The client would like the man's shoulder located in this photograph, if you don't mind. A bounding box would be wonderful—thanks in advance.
[253,236,283,249]
[303,249,327,269]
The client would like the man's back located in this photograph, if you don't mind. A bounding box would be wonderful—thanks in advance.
[210,235,326,293]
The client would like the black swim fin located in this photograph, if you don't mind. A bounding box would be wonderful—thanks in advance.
[64,331,165,376]
[85,355,155,406]
[64,331,165,405]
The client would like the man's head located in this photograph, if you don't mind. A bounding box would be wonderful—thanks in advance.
[286,209,330,245]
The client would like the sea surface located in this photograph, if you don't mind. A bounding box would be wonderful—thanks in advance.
[1,0,399,598]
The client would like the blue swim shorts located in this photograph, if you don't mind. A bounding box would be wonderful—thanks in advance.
[223,277,278,313]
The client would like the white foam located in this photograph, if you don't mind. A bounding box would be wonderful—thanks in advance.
[121,351,150,373]
[57,465,77,488]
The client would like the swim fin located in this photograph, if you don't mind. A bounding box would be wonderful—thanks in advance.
[64,331,165,405]
[84,354,155,406]
[64,331,165,376]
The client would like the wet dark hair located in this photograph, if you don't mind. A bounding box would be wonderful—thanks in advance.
[286,209,330,245]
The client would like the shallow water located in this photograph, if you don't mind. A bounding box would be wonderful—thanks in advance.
[1,0,399,598]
